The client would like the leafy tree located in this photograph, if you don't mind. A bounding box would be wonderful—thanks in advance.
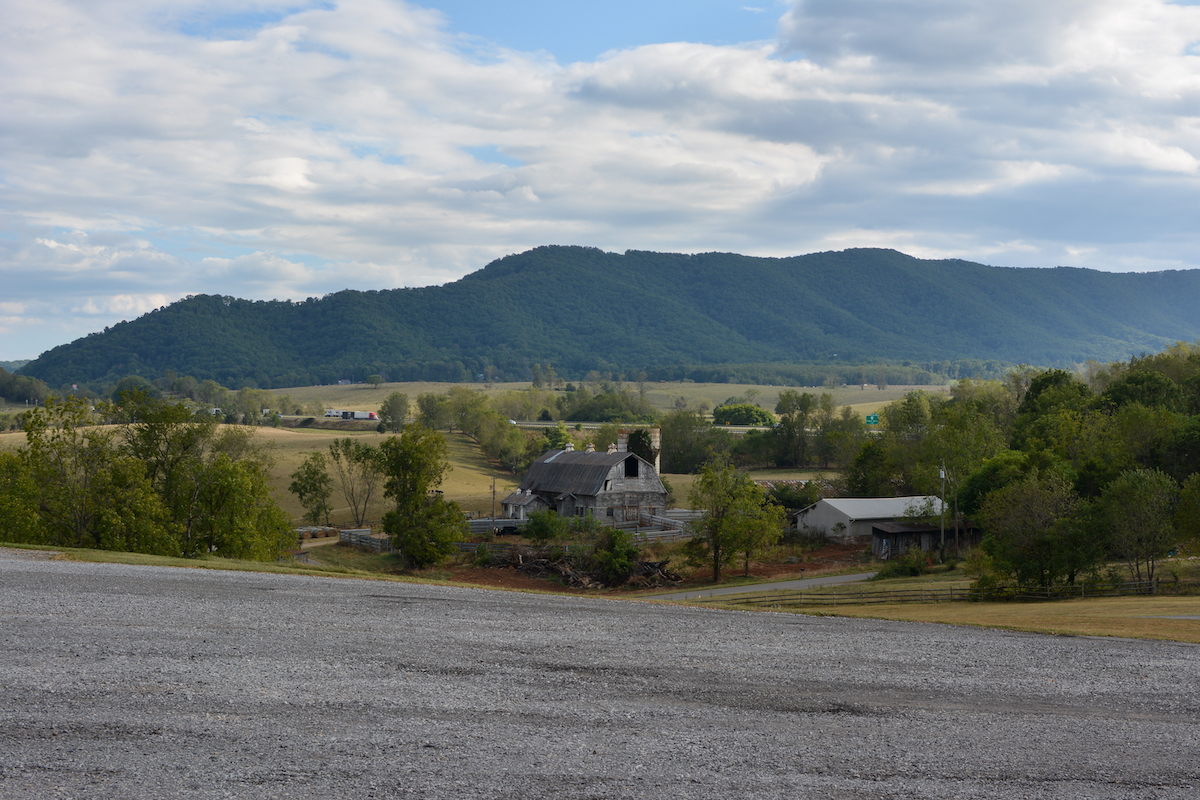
[21,395,178,554]
[684,463,784,582]
[328,438,382,528]
[1101,468,1178,581]
[626,428,658,464]
[415,392,452,431]
[186,453,296,560]
[978,473,1089,588]
[523,508,570,544]
[0,450,51,544]
[378,392,409,434]
[659,409,732,473]
[365,374,384,388]
[712,403,775,426]
[445,386,489,432]
[843,438,895,496]
[774,390,816,467]
[111,375,159,403]
[1175,473,1200,555]
[289,452,333,525]
[810,394,865,468]
[378,426,465,568]
[544,421,573,450]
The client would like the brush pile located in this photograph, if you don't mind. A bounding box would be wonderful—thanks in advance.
[487,548,682,589]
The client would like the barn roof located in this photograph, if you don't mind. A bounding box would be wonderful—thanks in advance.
[519,449,645,497]
[796,496,944,521]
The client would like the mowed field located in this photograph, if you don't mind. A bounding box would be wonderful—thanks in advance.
[274,379,947,418]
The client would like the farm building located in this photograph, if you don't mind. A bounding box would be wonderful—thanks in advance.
[795,496,945,544]
[501,443,667,523]
[870,520,980,559]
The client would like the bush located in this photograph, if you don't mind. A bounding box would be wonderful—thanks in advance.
[589,528,641,586]
[870,547,929,580]
[523,509,570,544]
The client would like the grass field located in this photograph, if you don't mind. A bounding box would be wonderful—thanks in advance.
[270,380,947,418]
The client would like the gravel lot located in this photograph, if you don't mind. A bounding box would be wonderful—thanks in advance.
[2,554,1198,799]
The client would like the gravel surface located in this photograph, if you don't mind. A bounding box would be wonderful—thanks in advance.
[2,557,1198,799]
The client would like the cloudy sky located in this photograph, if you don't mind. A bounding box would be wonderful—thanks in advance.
[3,0,1200,361]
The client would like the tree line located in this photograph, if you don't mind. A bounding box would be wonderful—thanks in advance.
[841,346,1200,586]
[0,392,294,560]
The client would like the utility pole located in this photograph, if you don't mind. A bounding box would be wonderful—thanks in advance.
[491,478,496,523]
[939,459,946,561]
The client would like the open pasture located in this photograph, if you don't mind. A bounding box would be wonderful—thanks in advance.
[270,379,947,418]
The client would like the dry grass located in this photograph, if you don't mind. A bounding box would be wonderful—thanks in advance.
[271,380,946,417]
[255,427,518,524]
[709,593,1200,644]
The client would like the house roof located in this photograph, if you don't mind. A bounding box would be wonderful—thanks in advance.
[519,449,653,497]
[796,496,944,521]
[500,491,543,507]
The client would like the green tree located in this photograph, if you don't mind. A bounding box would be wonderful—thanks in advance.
[378,392,409,434]
[523,508,569,544]
[684,463,784,582]
[328,438,382,528]
[659,409,732,473]
[21,395,178,554]
[626,428,658,465]
[289,452,333,525]
[0,451,50,544]
[774,390,816,467]
[1101,468,1178,581]
[365,374,384,388]
[978,473,1089,588]
[378,426,465,568]
[415,392,452,430]
[1175,473,1200,556]
[712,403,775,426]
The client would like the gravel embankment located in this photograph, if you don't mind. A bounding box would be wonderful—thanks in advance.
[2,555,1198,799]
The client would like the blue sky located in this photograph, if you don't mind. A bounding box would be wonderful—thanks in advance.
[432,1,784,62]
[3,0,1200,361]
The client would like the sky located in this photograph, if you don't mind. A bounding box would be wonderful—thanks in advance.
[3,0,1200,361]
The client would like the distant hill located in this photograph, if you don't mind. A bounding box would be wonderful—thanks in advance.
[20,247,1200,389]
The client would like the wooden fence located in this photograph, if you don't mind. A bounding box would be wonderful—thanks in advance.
[712,580,1173,608]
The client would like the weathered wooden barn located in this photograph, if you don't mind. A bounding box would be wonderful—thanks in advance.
[502,444,667,522]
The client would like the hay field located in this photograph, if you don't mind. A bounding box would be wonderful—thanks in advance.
[254,427,519,524]
[271,380,947,418]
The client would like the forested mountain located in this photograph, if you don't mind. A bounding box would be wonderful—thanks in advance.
[20,247,1200,390]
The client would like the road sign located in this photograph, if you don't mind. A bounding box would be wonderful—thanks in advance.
[866,413,879,425]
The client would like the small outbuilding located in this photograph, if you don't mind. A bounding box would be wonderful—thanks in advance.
[795,496,945,544]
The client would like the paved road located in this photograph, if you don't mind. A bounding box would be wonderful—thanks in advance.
[2,556,1198,799]
[648,571,877,601]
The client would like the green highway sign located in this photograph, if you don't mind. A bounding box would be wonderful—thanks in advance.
[866,413,880,425]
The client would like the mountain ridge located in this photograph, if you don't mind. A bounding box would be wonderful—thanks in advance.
[20,246,1200,389]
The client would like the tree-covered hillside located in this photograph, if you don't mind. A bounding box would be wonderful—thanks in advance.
[20,247,1200,390]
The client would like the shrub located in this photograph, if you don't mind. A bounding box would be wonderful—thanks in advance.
[524,509,570,544]
[870,547,929,580]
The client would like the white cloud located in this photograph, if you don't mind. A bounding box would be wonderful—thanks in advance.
[2,0,1200,359]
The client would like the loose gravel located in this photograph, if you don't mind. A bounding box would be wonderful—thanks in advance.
[2,556,1198,799]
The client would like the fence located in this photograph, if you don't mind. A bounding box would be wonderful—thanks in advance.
[338,528,392,553]
[712,580,1167,609]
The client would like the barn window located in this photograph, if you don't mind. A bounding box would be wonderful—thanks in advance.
[606,508,614,517]
[624,456,639,478]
